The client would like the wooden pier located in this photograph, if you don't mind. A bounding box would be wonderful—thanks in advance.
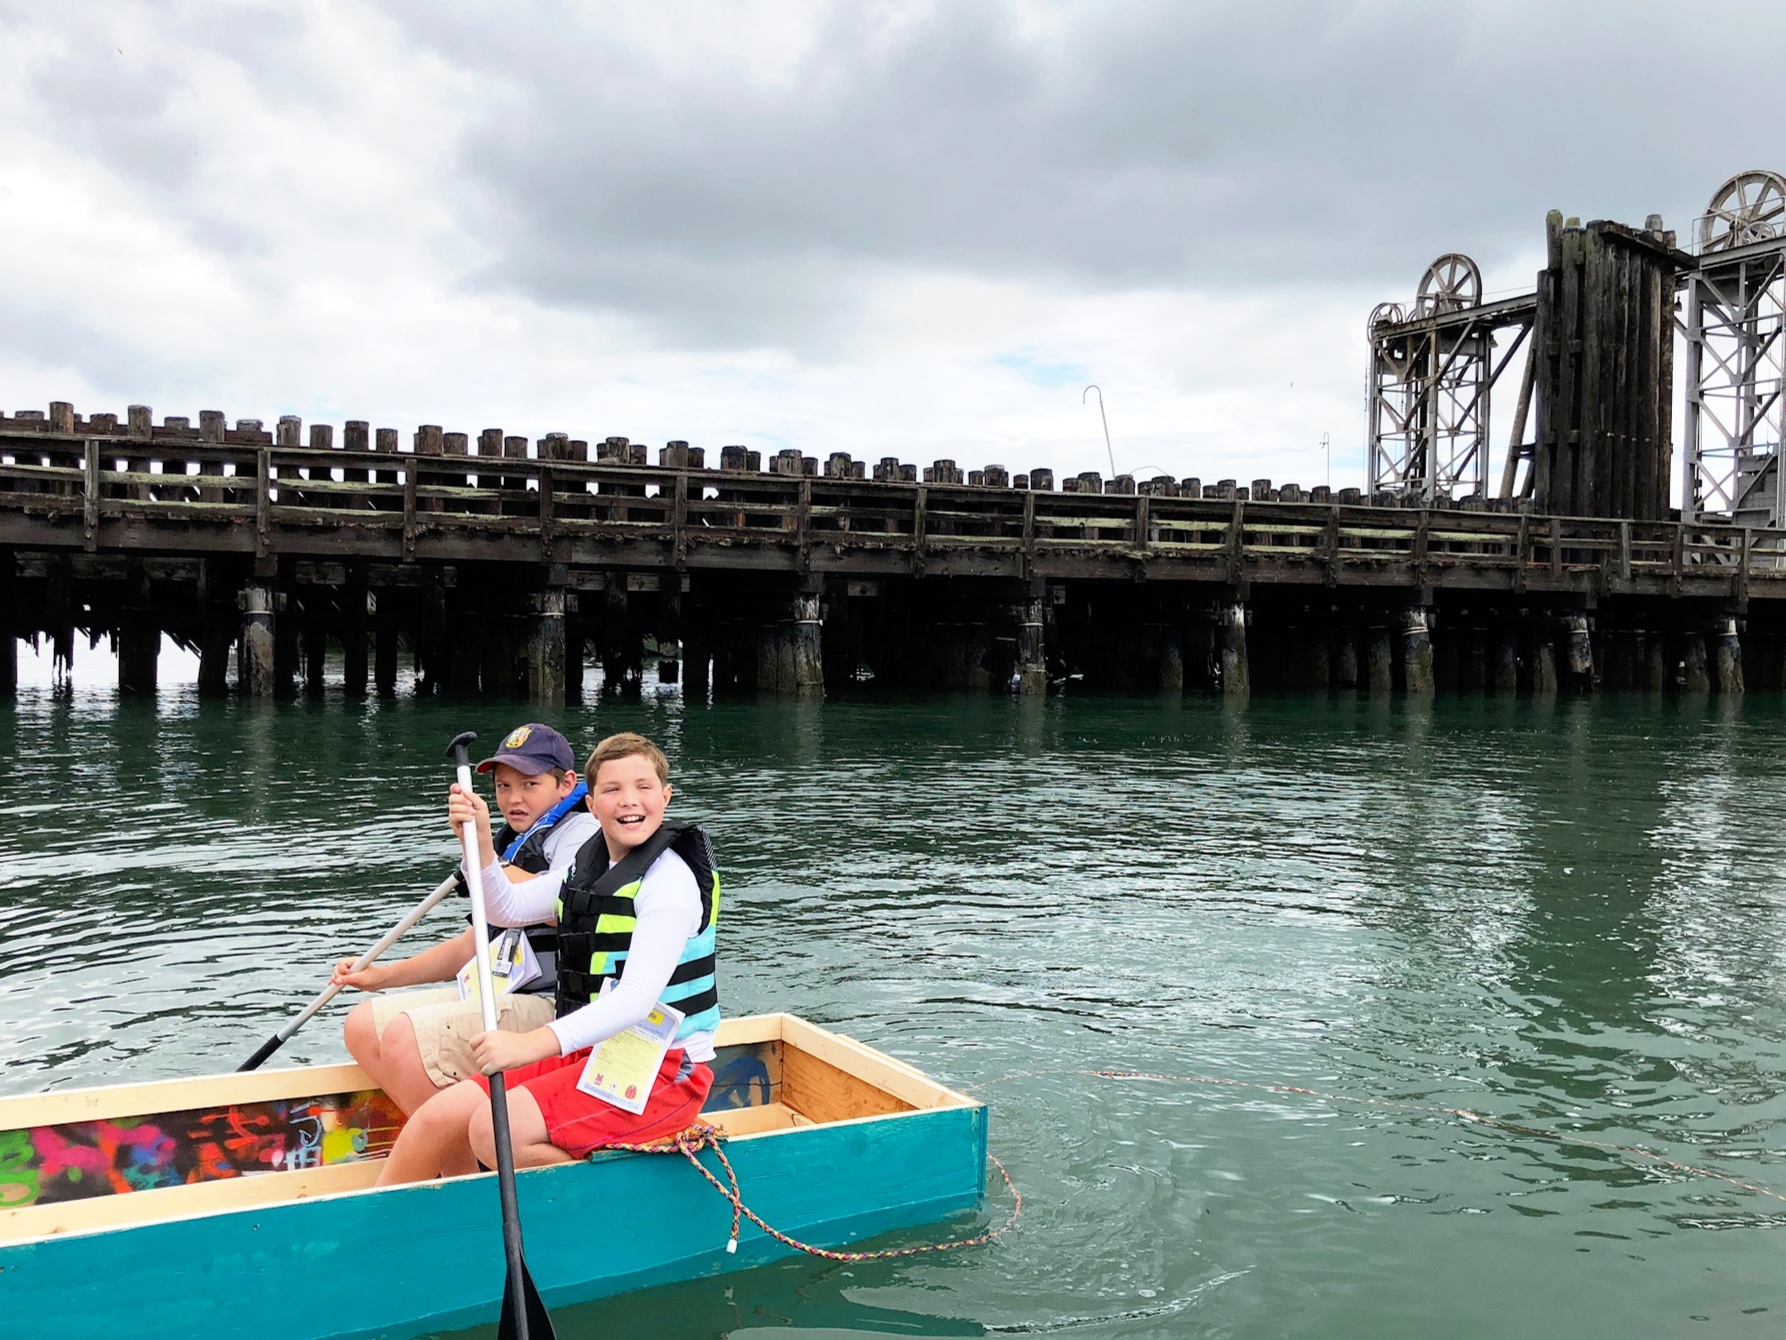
[3,403,1784,702]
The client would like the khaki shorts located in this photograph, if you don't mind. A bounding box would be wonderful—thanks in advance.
[369,987,558,1088]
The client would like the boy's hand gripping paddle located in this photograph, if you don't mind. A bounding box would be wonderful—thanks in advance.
[449,731,555,1340]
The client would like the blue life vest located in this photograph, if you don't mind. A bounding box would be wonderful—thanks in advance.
[485,782,588,993]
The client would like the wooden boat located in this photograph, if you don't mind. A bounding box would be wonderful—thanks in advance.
[0,1013,987,1340]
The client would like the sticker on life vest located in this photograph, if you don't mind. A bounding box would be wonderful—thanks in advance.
[576,998,685,1115]
[456,928,540,1004]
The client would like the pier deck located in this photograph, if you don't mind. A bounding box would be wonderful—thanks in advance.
[2,415,1781,701]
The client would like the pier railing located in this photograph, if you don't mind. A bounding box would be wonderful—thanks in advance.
[3,431,1783,598]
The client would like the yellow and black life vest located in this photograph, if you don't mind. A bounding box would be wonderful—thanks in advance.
[554,821,720,1042]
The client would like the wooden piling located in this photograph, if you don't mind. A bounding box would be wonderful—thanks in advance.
[301,624,325,697]
[1462,626,1488,695]
[198,622,232,698]
[1016,597,1046,695]
[1308,625,1332,692]
[1639,630,1666,692]
[683,629,710,701]
[1532,627,1559,698]
[1714,618,1744,695]
[527,588,567,706]
[602,581,639,695]
[1602,627,1632,692]
[374,625,399,697]
[1491,628,1519,696]
[1158,624,1185,694]
[791,592,824,698]
[239,582,276,699]
[1402,609,1434,697]
[342,628,368,698]
[1681,633,1711,693]
[342,567,368,698]
[480,616,519,698]
[116,558,158,695]
[1219,603,1249,698]
[1430,618,1456,695]
[1336,624,1360,691]
[1366,626,1393,696]
[117,624,159,695]
[1564,614,1594,689]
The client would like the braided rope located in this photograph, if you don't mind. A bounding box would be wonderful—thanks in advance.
[979,1068,1786,1207]
[605,1121,1022,1261]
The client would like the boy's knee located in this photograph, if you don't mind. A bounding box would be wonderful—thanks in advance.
[467,1103,496,1166]
[409,1080,480,1132]
[343,1002,379,1062]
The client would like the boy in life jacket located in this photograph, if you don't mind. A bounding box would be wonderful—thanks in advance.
[332,723,598,1115]
[377,731,718,1184]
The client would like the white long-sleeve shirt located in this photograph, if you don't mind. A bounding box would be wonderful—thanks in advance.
[478,842,712,1061]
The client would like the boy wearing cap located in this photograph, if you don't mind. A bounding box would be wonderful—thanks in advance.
[333,723,598,1114]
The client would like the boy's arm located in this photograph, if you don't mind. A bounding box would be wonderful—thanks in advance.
[332,927,476,992]
[477,856,564,926]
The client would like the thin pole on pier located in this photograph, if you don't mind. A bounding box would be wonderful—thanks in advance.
[1083,385,1117,479]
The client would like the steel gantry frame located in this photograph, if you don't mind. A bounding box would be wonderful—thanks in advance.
[1367,254,1536,503]
[1683,170,1786,527]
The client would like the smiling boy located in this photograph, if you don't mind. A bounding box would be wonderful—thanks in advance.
[334,723,597,1114]
[378,731,719,1184]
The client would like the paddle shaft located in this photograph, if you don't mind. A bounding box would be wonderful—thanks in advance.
[452,740,542,1340]
[237,873,460,1072]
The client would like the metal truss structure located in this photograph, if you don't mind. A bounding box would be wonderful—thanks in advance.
[1683,170,1786,526]
[1367,255,1535,502]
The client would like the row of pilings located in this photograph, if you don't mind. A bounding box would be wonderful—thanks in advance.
[3,554,1767,700]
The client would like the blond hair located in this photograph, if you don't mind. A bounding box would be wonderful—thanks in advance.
[584,732,669,784]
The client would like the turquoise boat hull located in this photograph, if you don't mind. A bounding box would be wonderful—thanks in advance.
[0,1016,989,1340]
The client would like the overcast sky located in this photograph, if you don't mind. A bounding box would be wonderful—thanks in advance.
[3,0,1783,494]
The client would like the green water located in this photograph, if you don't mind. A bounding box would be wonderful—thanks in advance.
[5,687,1786,1338]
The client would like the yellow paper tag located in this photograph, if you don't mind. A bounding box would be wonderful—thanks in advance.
[455,928,532,1005]
[575,999,684,1115]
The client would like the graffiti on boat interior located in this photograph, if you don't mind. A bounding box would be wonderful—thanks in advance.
[0,1089,404,1209]
[705,1040,778,1110]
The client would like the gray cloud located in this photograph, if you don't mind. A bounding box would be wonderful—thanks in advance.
[376,0,1786,348]
[10,3,329,255]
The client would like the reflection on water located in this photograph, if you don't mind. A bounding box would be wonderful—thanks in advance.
[6,687,1786,1338]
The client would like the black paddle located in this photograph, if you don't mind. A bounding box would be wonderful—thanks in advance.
[448,731,556,1340]
[237,873,461,1072]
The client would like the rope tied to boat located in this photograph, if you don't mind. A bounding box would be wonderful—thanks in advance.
[604,1121,1022,1260]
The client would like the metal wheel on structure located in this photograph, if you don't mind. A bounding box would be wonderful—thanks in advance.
[1414,254,1482,316]
[1698,170,1786,253]
[1367,303,1413,380]
[1367,302,1407,332]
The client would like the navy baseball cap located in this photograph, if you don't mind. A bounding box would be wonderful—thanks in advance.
[476,723,575,776]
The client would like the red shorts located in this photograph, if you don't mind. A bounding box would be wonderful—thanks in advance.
[473,1048,713,1159]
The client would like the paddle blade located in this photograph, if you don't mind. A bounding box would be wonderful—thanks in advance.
[496,1257,555,1340]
